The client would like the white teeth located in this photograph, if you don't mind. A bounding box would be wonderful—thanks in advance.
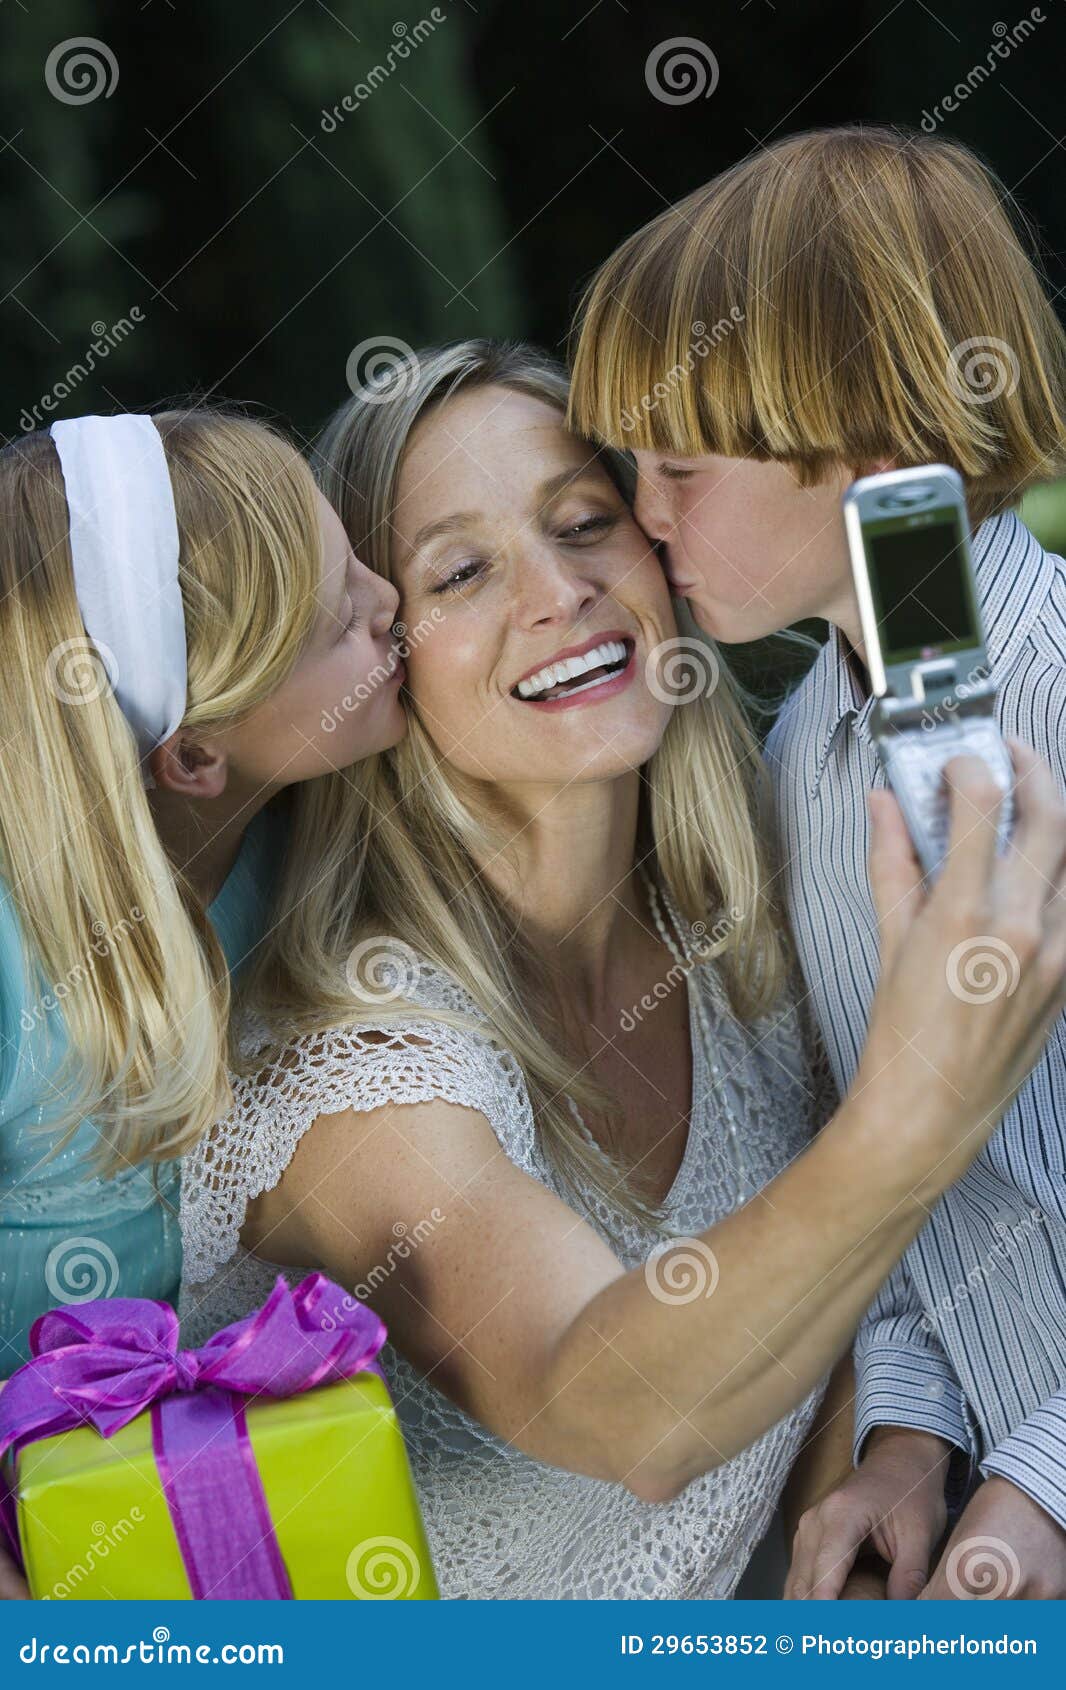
[516,640,628,699]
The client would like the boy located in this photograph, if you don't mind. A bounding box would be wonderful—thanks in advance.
[569,125,1066,1599]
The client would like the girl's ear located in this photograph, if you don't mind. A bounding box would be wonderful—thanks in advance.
[147,729,229,799]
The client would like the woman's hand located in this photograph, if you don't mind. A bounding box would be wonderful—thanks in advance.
[855,742,1066,1192]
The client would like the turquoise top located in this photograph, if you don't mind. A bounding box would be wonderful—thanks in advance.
[0,800,288,1368]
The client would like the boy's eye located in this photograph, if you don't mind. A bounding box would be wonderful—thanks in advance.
[658,462,694,482]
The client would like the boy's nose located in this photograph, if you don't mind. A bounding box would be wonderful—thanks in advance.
[633,469,673,542]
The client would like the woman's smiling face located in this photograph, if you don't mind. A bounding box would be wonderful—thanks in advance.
[390,385,677,787]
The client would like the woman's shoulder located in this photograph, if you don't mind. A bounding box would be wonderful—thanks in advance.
[235,951,492,1067]
[182,955,535,1285]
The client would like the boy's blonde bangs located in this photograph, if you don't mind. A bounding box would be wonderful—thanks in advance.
[569,126,1066,521]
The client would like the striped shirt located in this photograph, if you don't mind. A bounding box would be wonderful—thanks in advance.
[766,510,1066,1528]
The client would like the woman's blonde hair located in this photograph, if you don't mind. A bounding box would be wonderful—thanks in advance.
[0,408,322,1173]
[246,341,789,1229]
[568,125,1066,524]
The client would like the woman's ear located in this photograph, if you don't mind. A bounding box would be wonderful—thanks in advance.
[147,730,229,799]
[853,455,899,478]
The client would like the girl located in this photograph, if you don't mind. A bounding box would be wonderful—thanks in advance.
[0,405,405,1578]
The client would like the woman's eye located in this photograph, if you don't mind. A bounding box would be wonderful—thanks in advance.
[433,559,485,594]
[658,463,693,482]
[560,513,615,541]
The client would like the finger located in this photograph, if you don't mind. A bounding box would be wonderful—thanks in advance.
[1002,741,1066,901]
[785,1528,816,1600]
[806,1516,869,1600]
[885,1518,939,1600]
[916,1563,949,1600]
[841,1568,888,1599]
[932,754,1007,905]
[867,789,925,974]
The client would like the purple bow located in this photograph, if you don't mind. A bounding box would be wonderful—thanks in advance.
[0,1272,386,1599]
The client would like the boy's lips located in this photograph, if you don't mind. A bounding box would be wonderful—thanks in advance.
[664,570,698,596]
[658,546,698,596]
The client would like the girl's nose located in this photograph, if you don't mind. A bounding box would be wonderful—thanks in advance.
[359,560,400,637]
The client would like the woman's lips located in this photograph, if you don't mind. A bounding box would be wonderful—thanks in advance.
[513,642,638,712]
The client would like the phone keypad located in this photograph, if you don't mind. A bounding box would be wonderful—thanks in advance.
[878,719,1014,876]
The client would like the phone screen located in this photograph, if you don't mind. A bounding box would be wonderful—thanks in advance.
[864,509,979,664]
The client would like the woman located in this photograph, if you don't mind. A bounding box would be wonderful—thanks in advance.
[0,405,405,1594]
[180,343,1066,1599]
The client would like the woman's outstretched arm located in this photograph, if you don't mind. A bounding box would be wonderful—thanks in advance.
[245,752,1066,1503]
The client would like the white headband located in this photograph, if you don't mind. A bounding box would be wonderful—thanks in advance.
[50,414,188,777]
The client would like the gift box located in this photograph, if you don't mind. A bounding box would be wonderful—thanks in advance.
[0,1273,439,1600]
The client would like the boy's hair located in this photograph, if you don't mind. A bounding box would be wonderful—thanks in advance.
[568,125,1066,524]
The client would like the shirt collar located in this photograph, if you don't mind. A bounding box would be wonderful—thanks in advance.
[797,627,869,799]
[797,510,1054,799]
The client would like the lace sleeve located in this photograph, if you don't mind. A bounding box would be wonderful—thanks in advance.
[180,1015,534,1285]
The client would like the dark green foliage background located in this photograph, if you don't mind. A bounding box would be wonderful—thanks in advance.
[3,0,1064,555]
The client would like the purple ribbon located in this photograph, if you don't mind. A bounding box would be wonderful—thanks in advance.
[0,1272,386,1599]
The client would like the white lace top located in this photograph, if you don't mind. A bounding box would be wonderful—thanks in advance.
[179,935,836,1600]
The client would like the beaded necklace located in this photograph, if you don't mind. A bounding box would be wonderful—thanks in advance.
[638,866,751,1204]
[566,870,751,1209]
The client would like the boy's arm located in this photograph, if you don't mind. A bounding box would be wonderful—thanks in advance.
[972,645,1066,1536]
[852,1255,976,1497]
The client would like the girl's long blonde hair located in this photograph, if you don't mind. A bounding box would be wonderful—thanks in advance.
[245,342,789,1227]
[0,409,321,1173]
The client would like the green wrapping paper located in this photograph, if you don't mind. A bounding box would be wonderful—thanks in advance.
[14,1373,438,1600]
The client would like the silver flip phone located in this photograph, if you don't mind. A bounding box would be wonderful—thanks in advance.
[842,464,1013,879]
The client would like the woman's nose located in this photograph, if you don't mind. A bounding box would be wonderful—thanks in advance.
[516,548,597,627]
